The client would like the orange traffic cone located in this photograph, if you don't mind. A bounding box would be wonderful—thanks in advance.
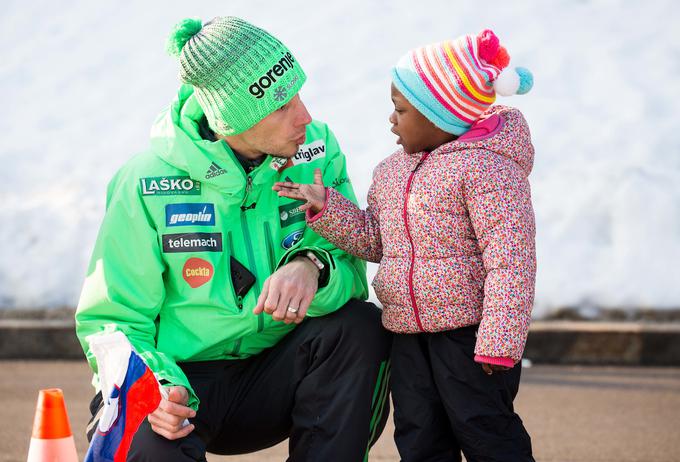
[26,388,78,462]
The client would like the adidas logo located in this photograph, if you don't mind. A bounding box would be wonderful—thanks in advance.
[205,162,227,179]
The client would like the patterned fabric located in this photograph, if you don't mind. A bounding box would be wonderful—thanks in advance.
[308,106,536,363]
[391,29,533,136]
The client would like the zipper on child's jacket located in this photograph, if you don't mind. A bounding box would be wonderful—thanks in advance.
[403,152,430,332]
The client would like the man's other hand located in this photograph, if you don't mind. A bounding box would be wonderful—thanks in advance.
[148,386,196,440]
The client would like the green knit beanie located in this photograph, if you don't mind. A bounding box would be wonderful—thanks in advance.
[166,17,307,136]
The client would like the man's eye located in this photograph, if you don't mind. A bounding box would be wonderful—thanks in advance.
[277,104,290,112]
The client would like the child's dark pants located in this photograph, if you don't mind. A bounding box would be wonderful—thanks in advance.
[391,325,534,462]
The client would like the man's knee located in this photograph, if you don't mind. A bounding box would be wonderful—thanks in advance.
[315,299,391,359]
[336,298,382,327]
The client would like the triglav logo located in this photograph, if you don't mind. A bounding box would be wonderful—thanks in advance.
[141,176,201,196]
[205,162,227,179]
[249,52,296,99]
[166,203,215,227]
[292,140,326,166]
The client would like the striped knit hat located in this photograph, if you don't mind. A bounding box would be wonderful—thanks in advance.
[166,17,306,136]
[391,29,533,135]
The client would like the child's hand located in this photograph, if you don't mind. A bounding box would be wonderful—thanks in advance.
[481,363,510,375]
[273,168,326,214]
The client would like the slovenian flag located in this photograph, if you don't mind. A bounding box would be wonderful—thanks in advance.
[85,331,162,462]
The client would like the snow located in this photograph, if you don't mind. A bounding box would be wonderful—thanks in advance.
[1,0,679,316]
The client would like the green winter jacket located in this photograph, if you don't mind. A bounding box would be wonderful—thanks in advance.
[75,85,368,409]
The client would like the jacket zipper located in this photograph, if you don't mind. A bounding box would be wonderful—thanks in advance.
[403,152,429,332]
[230,338,242,356]
[226,231,244,311]
[239,175,264,333]
[263,223,276,273]
[225,231,243,356]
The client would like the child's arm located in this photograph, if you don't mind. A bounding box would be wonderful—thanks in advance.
[274,169,383,263]
[463,151,536,367]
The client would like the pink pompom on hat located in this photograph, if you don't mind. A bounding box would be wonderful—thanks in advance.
[391,29,533,135]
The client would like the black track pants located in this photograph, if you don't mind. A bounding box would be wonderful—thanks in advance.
[87,299,392,462]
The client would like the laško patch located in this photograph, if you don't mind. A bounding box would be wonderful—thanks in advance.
[183,258,213,288]
[140,176,201,196]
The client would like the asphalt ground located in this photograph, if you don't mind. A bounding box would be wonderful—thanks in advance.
[2,361,679,462]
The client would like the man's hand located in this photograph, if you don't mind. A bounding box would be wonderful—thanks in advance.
[147,386,196,440]
[253,257,319,324]
[273,168,326,215]
[481,363,511,375]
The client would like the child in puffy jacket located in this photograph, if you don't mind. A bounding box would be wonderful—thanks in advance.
[273,29,536,461]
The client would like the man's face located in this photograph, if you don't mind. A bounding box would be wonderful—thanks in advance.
[235,94,312,158]
[389,83,454,154]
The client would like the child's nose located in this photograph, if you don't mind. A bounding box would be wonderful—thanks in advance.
[389,111,397,125]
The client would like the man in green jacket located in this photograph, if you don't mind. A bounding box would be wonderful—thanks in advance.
[75,16,391,461]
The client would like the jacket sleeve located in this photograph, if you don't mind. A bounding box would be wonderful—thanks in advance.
[463,150,536,364]
[306,178,383,263]
[276,126,371,317]
[75,168,200,410]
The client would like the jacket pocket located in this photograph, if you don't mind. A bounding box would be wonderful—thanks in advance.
[372,256,411,308]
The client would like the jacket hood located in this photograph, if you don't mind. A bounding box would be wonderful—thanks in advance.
[440,105,534,176]
[149,85,286,197]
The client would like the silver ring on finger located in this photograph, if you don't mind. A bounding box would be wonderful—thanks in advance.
[287,306,299,313]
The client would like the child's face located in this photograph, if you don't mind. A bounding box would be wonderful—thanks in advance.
[389,83,456,154]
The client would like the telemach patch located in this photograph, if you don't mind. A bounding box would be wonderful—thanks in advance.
[162,233,222,253]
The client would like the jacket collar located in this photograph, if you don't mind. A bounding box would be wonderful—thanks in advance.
[150,85,286,196]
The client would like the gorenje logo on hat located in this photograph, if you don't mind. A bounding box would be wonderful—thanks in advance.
[249,51,296,99]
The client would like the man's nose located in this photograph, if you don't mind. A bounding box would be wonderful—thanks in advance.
[296,99,313,126]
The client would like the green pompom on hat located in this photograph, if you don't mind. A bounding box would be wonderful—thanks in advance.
[166,16,306,136]
[165,18,203,57]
